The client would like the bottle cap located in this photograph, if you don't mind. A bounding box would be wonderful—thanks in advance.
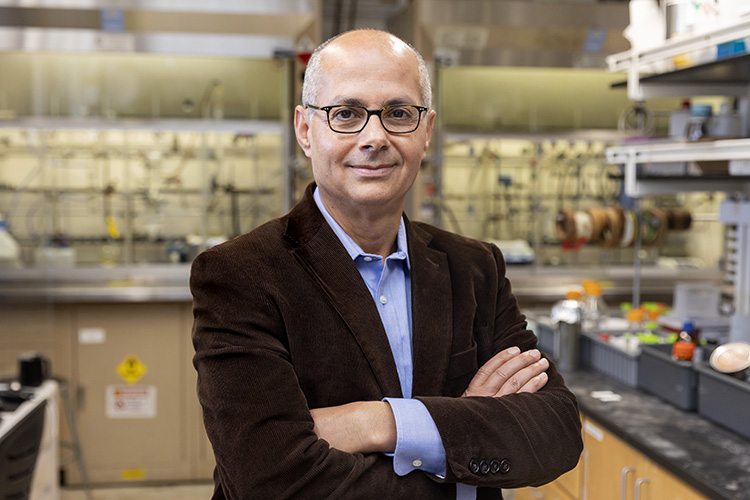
[690,104,713,117]
[682,320,695,333]
[672,341,695,361]
[582,280,602,296]
[566,290,582,300]
[626,309,644,323]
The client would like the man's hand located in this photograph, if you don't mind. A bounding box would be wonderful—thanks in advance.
[462,346,549,398]
[310,401,397,454]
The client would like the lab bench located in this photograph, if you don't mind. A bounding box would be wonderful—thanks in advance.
[566,370,750,500]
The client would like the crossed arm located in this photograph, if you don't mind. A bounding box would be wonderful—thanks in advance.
[310,346,550,454]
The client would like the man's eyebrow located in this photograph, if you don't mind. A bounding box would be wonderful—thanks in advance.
[329,97,367,107]
[328,97,419,107]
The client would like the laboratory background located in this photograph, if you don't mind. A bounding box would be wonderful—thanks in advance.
[0,0,749,499]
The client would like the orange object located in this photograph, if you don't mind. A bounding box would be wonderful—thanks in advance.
[672,341,695,361]
[566,290,583,300]
[626,309,644,323]
[582,280,602,296]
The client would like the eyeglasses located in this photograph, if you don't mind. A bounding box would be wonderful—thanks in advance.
[306,104,428,134]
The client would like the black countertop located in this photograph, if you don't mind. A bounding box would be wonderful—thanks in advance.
[564,370,750,500]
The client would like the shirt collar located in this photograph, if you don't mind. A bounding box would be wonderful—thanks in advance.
[313,186,410,268]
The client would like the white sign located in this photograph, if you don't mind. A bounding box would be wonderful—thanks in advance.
[106,385,157,419]
[78,328,106,344]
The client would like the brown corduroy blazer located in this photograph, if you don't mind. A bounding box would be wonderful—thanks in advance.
[191,183,582,500]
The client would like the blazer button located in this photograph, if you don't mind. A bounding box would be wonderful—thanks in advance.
[499,458,511,474]
[479,460,491,475]
[489,459,501,474]
[469,459,480,474]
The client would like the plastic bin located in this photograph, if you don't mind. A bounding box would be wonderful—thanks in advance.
[533,320,556,355]
[696,364,750,440]
[580,331,639,387]
[638,343,698,410]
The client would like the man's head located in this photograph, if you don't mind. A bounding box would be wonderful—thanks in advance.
[302,30,432,110]
[294,30,436,220]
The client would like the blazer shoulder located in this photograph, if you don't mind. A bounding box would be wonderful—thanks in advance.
[410,220,498,258]
[196,216,290,267]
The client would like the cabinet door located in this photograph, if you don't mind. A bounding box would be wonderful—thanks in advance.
[635,460,709,500]
[70,303,190,483]
[555,456,582,499]
[182,303,216,480]
[506,482,575,500]
[581,418,644,500]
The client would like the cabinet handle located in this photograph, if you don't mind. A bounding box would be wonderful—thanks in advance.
[529,487,546,499]
[620,466,635,500]
[634,477,650,500]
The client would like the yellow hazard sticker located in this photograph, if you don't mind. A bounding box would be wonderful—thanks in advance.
[116,355,147,384]
[121,469,145,480]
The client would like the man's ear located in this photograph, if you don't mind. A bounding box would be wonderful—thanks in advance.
[423,109,436,150]
[294,105,313,158]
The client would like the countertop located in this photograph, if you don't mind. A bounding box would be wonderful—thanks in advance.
[565,370,750,500]
[0,264,723,304]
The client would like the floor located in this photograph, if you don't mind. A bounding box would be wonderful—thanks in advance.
[60,483,215,500]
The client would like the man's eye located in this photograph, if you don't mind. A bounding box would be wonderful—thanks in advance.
[385,107,413,120]
[331,107,360,120]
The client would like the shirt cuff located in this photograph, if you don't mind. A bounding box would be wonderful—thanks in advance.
[383,397,446,477]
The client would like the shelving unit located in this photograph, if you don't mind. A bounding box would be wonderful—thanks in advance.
[606,138,750,197]
[605,19,750,342]
[607,19,750,101]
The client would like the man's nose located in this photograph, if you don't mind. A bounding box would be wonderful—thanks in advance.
[358,114,390,150]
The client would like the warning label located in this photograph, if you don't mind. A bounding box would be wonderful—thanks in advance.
[116,355,147,384]
[106,385,157,419]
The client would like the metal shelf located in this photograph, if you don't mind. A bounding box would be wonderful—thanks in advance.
[606,138,750,197]
[606,19,750,100]
[0,117,284,134]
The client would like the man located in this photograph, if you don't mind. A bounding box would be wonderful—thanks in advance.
[191,29,582,500]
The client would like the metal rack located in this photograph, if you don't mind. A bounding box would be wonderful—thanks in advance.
[605,19,750,342]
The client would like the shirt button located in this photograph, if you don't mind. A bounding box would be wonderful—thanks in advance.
[379,295,387,304]
[363,256,373,262]
[412,459,422,467]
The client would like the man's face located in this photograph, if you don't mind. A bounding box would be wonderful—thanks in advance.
[294,34,435,218]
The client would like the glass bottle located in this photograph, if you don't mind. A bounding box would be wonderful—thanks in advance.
[686,104,712,142]
[582,280,609,331]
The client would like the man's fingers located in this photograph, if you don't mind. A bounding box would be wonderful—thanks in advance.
[465,346,521,390]
[481,349,541,393]
[517,371,549,394]
[496,358,550,396]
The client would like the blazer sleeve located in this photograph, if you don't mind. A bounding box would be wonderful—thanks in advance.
[416,244,583,489]
[191,248,458,500]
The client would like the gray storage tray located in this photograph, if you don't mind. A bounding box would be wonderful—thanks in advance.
[580,331,639,387]
[533,320,555,356]
[697,363,750,440]
[638,343,698,411]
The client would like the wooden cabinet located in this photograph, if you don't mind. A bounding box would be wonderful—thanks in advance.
[581,417,708,500]
[508,415,707,500]
[509,481,576,500]
[0,300,216,484]
[70,303,191,483]
[505,457,581,500]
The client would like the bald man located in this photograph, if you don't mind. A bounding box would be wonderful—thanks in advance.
[191,29,582,500]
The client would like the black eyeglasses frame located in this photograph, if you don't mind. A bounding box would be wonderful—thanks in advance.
[305,104,428,134]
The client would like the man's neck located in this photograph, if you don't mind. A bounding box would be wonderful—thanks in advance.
[321,197,403,258]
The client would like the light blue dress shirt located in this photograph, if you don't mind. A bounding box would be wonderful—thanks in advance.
[314,188,476,500]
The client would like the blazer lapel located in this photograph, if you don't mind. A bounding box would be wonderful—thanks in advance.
[407,220,454,397]
[284,185,404,398]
